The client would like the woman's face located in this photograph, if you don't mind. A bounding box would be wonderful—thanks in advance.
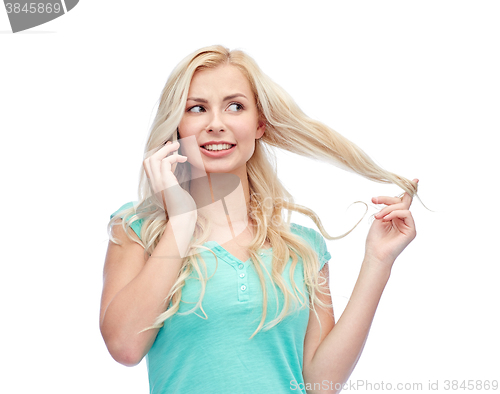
[178,64,265,177]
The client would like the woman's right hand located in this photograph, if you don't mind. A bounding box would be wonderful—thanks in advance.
[143,141,197,222]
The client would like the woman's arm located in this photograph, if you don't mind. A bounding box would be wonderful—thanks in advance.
[99,218,194,367]
[303,258,391,393]
[100,140,195,366]
[303,183,418,393]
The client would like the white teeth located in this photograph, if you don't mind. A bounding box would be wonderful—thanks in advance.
[202,144,234,151]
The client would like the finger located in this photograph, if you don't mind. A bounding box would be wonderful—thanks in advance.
[372,196,402,205]
[172,154,188,173]
[377,192,414,217]
[382,209,416,233]
[161,154,188,185]
[152,140,180,160]
[402,178,419,207]
[375,202,406,219]
[401,191,413,208]
[144,141,176,173]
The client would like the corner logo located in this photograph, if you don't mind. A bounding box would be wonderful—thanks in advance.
[3,0,79,33]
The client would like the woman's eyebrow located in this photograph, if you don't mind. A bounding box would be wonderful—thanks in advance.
[187,93,248,103]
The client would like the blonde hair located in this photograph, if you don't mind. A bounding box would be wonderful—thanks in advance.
[107,45,420,340]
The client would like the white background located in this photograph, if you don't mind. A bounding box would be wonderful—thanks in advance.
[1,1,499,393]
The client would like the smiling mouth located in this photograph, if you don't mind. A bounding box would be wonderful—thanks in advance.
[201,144,236,152]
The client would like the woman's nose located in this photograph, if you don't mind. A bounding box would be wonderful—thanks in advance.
[206,112,225,132]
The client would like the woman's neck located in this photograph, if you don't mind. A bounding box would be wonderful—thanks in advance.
[189,165,252,241]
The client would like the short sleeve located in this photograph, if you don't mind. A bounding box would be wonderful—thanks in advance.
[312,229,331,271]
[110,201,144,240]
[290,223,331,271]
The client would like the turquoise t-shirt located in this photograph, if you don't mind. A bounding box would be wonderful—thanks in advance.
[110,202,331,394]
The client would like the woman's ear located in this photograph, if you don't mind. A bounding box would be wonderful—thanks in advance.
[256,119,266,139]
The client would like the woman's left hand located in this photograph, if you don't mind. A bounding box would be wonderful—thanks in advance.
[364,179,418,267]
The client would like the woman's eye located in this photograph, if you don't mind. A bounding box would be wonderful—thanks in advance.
[228,103,243,112]
[188,105,205,113]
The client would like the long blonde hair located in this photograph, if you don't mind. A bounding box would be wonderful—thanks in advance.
[107,45,420,339]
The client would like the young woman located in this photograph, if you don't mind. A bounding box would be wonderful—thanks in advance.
[100,45,419,394]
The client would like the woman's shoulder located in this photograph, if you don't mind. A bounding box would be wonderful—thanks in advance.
[289,222,331,268]
[289,222,326,248]
[110,201,136,218]
[109,201,144,240]
[289,222,322,240]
